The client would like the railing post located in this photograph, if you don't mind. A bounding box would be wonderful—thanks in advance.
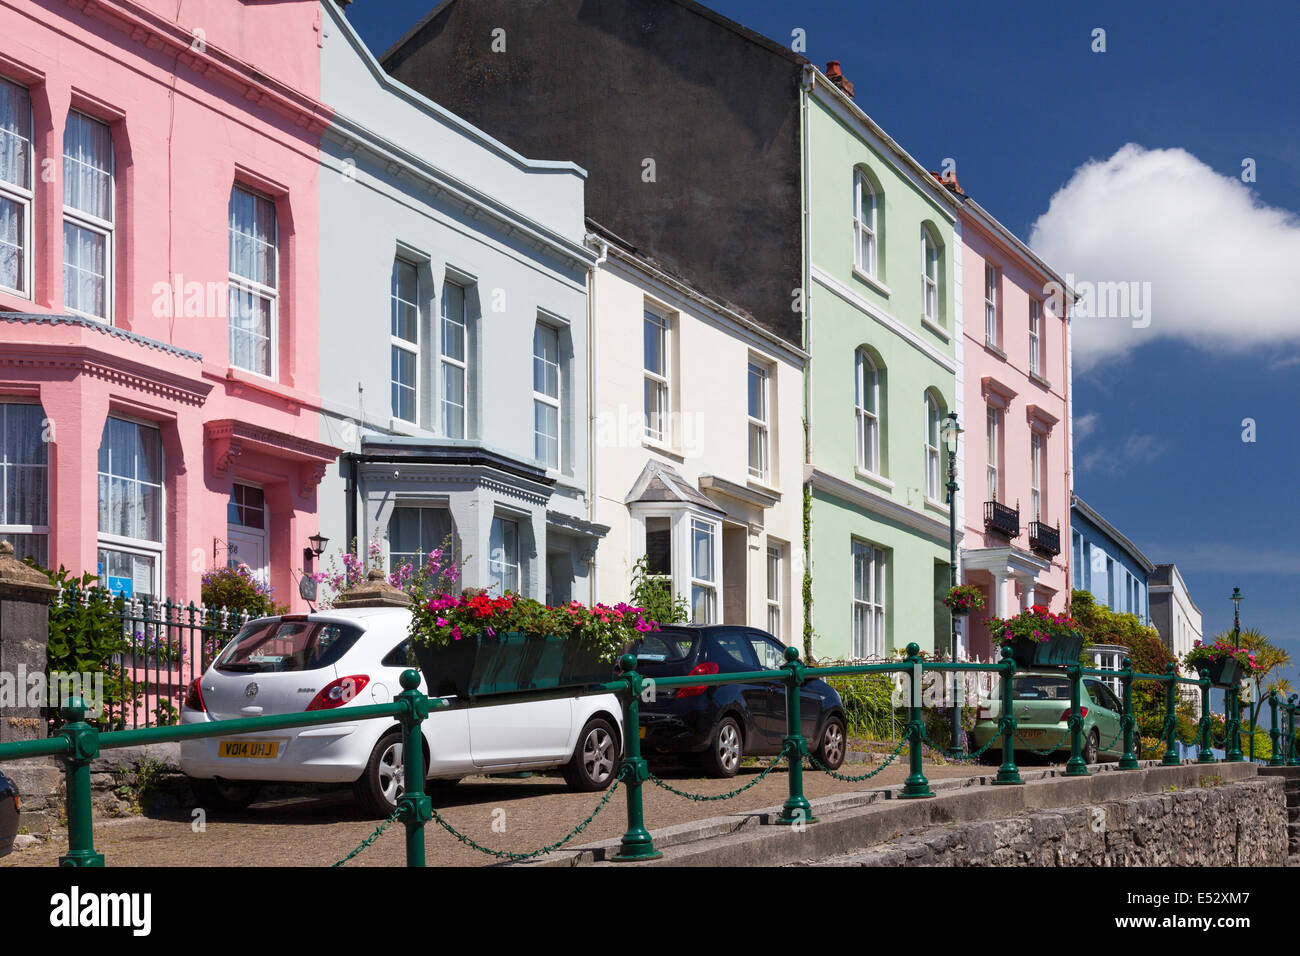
[1225,674,1244,763]
[1161,663,1180,766]
[1268,691,1284,767]
[900,643,934,798]
[1064,662,1088,776]
[1197,668,1215,764]
[777,646,816,821]
[611,655,661,862]
[395,669,431,867]
[58,697,104,867]
[1288,695,1299,767]
[1118,656,1138,769]
[993,645,1022,785]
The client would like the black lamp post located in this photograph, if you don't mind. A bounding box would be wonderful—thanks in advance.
[1226,586,1244,762]
[941,413,963,758]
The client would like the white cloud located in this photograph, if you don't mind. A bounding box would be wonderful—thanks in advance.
[1074,412,1099,442]
[1029,144,1300,370]
[1080,432,1167,475]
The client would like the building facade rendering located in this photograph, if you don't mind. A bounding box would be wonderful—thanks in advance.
[1071,494,1153,624]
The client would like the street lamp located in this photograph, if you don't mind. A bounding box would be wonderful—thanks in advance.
[1227,586,1244,762]
[941,412,963,758]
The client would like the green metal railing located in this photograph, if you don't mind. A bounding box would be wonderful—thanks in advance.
[0,642,1284,867]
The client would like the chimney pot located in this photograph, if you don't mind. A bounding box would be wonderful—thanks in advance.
[824,61,854,99]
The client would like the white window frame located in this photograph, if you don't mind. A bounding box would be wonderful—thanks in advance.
[96,416,165,599]
[1030,431,1043,521]
[853,169,877,277]
[984,262,999,347]
[925,393,941,502]
[0,402,49,564]
[440,278,469,439]
[766,543,782,639]
[390,257,421,426]
[227,184,279,379]
[855,349,881,475]
[1029,298,1042,377]
[851,539,886,660]
[487,514,521,596]
[921,227,939,325]
[533,321,562,470]
[643,307,671,445]
[986,403,1000,502]
[747,361,770,482]
[689,516,718,625]
[0,77,33,299]
[63,110,114,323]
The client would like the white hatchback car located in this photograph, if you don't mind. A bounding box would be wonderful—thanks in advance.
[180,608,624,816]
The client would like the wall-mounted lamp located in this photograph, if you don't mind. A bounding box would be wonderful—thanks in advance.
[303,533,329,572]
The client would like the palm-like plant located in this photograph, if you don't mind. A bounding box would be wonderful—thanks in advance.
[1210,627,1291,758]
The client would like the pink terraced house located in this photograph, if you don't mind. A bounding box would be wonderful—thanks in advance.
[0,0,336,609]
[939,176,1075,660]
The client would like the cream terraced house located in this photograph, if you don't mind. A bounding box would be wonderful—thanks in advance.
[586,225,806,639]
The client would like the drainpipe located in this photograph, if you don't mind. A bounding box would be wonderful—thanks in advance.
[585,234,609,605]
[800,64,816,655]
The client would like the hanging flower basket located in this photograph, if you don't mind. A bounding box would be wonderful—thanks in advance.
[409,592,659,699]
[1205,656,1243,689]
[942,585,985,617]
[987,605,1083,670]
[1184,638,1257,689]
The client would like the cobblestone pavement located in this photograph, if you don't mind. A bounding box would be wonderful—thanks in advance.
[2,755,1004,867]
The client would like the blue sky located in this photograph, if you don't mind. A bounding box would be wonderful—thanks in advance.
[349,1,1300,688]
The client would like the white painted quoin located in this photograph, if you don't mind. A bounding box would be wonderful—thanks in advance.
[314,3,603,601]
[586,227,806,639]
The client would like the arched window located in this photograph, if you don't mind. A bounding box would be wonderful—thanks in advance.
[855,348,881,473]
[853,168,878,278]
[921,225,940,326]
[924,391,942,501]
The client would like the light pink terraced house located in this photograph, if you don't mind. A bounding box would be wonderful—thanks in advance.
[936,175,1076,660]
[0,0,336,608]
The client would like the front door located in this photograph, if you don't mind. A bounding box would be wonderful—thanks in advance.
[227,483,269,585]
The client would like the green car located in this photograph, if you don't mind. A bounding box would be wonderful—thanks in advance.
[971,671,1125,764]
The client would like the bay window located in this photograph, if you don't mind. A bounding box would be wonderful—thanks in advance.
[0,402,48,566]
[0,78,32,297]
[63,112,114,321]
[488,515,520,596]
[97,417,163,598]
[228,185,278,377]
[766,543,782,639]
[389,506,453,573]
[690,517,718,625]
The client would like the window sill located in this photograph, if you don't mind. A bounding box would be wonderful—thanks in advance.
[389,417,435,439]
[641,437,685,462]
[851,267,892,297]
[746,476,781,497]
[924,496,950,516]
[854,467,894,491]
[1029,371,1053,390]
[921,315,950,341]
[983,341,1007,361]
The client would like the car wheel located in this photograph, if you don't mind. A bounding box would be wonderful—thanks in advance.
[193,778,260,812]
[354,730,407,817]
[562,717,619,791]
[703,717,743,778]
[1083,729,1100,765]
[816,716,847,770]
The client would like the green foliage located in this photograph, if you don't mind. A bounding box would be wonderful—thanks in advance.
[824,671,895,738]
[1071,590,1175,738]
[629,555,688,626]
[40,565,137,727]
[200,564,286,619]
[802,481,813,660]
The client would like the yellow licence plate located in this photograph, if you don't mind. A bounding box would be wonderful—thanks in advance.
[218,740,279,759]
[1019,729,1045,739]
[639,727,646,739]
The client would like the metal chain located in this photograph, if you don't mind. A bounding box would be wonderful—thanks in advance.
[1014,725,1074,757]
[916,723,1000,765]
[809,735,908,781]
[331,806,404,868]
[647,744,791,801]
[429,769,625,862]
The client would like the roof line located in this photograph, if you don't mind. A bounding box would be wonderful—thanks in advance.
[1071,494,1156,573]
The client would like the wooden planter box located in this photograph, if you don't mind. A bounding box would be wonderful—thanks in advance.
[1003,631,1085,669]
[1206,656,1244,689]
[412,632,613,699]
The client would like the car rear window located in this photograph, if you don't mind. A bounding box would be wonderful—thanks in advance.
[630,630,698,663]
[214,619,363,673]
[1013,675,1070,701]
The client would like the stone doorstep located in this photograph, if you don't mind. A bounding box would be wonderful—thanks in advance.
[524,760,1262,867]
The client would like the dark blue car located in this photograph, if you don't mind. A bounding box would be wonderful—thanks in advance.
[0,772,18,858]
[630,626,847,777]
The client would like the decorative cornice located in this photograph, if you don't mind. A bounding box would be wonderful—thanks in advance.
[698,474,781,510]
[61,0,333,133]
[1026,403,1060,435]
[206,419,339,499]
[805,465,952,544]
[0,343,210,406]
[981,376,1017,410]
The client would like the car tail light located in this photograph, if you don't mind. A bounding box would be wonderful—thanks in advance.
[306,675,370,711]
[1059,706,1088,722]
[676,662,720,698]
[184,678,205,713]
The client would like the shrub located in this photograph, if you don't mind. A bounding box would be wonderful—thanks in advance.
[201,564,286,619]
